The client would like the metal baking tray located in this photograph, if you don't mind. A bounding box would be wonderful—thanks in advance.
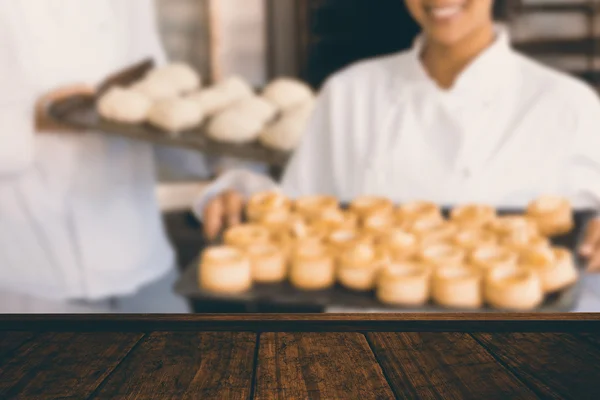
[174,209,596,312]
[47,59,292,167]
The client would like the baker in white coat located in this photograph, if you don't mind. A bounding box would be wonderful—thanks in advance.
[0,0,232,313]
[200,0,600,310]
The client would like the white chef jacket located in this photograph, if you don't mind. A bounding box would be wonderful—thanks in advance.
[0,0,215,301]
[197,25,600,211]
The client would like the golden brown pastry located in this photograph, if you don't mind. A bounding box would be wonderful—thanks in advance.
[453,228,497,250]
[527,195,574,236]
[327,228,373,253]
[289,242,335,290]
[199,246,252,294]
[350,196,394,219]
[502,233,551,253]
[246,191,291,222]
[376,227,418,261]
[337,243,387,291]
[488,215,539,238]
[484,265,544,310]
[419,243,466,268]
[294,195,339,220]
[312,208,358,232]
[259,210,304,234]
[377,261,432,306]
[470,245,518,272]
[431,265,483,309]
[450,204,497,228]
[245,242,287,283]
[224,224,272,249]
[396,201,443,226]
[520,247,578,293]
[362,211,396,235]
[416,221,458,246]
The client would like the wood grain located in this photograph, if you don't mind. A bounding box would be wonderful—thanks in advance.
[90,332,256,400]
[0,332,142,399]
[367,332,537,399]
[0,332,35,362]
[472,332,600,399]
[255,332,395,399]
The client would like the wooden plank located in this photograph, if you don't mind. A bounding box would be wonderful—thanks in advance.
[1,314,600,332]
[367,332,537,399]
[90,332,256,399]
[0,332,143,399]
[255,332,395,399]
[0,332,35,361]
[472,333,600,399]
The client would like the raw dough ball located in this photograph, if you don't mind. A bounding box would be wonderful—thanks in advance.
[186,76,255,116]
[130,78,180,101]
[145,62,201,93]
[207,107,265,143]
[262,78,314,111]
[258,113,310,151]
[97,87,152,124]
[147,98,204,135]
[231,96,277,124]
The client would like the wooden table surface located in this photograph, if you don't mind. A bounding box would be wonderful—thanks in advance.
[2,314,600,399]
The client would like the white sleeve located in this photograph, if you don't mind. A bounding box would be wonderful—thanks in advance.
[0,7,36,177]
[567,86,600,210]
[124,0,168,65]
[280,78,343,197]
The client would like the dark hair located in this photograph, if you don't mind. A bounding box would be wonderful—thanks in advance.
[493,1,510,21]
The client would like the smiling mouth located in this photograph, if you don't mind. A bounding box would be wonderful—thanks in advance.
[426,3,466,20]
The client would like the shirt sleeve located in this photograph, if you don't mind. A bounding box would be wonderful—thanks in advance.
[124,0,168,66]
[566,85,600,210]
[0,7,36,177]
[280,78,342,197]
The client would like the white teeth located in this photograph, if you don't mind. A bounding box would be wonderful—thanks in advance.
[431,5,462,19]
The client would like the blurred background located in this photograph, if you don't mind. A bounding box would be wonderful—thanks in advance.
[154,0,600,311]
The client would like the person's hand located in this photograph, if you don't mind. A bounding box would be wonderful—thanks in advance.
[202,190,245,241]
[579,218,600,271]
[35,83,96,133]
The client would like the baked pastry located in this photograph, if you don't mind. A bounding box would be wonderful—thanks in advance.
[502,233,551,253]
[259,210,303,233]
[363,212,396,235]
[259,110,312,151]
[245,242,287,283]
[199,246,252,294]
[416,221,458,246]
[350,196,394,219]
[246,191,291,222]
[144,62,201,94]
[419,243,465,268]
[230,96,278,124]
[470,245,518,272]
[377,262,432,306]
[147,98,204,135]
[294,195,339,219]
[376,228,418,261]
[337,242,385,291]
[520,247,578,293]
[396,201,443,225]
[484,265,544,310]
[224,224,272,249]
[488,215,539,238]
[450,204,497,228]
[527,195,574,236]
[327,228,373,254]
[97,87,152,123]
[311,208,358,232]
[262,78,314,111]
[453,228,497,250]
[289,242,335,290]
[431,265,483,309]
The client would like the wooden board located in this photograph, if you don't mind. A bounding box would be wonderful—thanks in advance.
[88,332,257,399]
[366,332,537,399]
[471,332,600,399]
[47,59,292,167]
[255,332,395,399]
[175,209,596,313]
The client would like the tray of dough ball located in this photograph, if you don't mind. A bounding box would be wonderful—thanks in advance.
[175,193,595,312]
[47,59,315,167]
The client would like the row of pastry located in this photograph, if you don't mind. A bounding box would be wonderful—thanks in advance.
[97,62,316,150]
[199,192,578,310]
